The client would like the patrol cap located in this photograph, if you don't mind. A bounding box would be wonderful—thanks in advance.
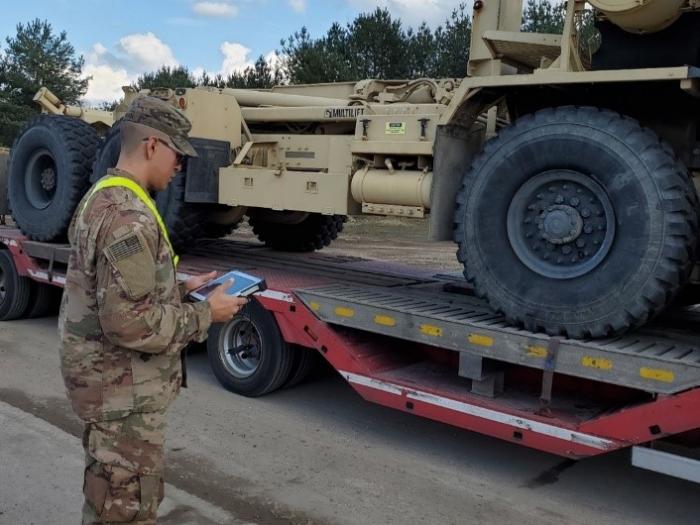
[122,95,198,157]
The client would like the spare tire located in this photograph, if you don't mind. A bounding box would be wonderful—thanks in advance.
[9,115,99,241]
[454,106,699,338]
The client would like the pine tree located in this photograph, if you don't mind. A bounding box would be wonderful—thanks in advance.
[0,19,87,146]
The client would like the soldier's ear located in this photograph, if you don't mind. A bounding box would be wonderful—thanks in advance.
[143,137,158,161]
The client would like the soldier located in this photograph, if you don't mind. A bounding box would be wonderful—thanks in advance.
[58,95,246,524]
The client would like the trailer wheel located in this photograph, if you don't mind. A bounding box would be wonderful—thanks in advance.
[0,250,32,321]
[207,300,294,397]
[284,345,318,388]
[9,115,99,241]
[249,213,346,252]
[454,106,698,338]
[25,282,61,318]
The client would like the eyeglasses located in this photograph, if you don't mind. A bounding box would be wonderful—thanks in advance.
[143,137,185,164]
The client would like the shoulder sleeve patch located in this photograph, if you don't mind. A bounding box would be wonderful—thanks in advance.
[103,230,156,300]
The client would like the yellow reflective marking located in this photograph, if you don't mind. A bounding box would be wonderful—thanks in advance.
[640,367,675,383]
[468,333,493,347]
[334,306,355,318]
[309,302,320,312]
[374,314,396,327]
[420,324,442,337]
[526,345,548,358]
[581,356,613,370]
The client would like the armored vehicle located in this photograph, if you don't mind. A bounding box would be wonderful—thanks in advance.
[7,0,700,338]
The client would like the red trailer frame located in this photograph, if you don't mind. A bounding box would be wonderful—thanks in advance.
[2,226,699,473]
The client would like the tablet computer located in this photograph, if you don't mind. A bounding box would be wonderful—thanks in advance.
[188,270,267,301]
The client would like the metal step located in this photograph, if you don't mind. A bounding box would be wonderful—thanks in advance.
[296,283,700,395]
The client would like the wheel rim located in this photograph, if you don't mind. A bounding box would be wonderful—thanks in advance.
[507,170,616,280]
[219,317,263,378]
[24,149,57,210]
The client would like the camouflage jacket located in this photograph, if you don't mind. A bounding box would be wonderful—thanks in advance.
[58,168,212,422]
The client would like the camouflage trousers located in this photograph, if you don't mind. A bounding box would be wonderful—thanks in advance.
[81,410,167,524]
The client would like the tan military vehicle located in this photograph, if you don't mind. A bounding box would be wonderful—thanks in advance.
[7,0,700,338]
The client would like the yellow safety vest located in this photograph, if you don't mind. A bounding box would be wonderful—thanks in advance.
[81,176,179,267]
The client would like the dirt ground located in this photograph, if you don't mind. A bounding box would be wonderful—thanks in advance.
[229,215,464,271]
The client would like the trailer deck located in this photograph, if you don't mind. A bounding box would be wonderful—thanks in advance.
[2,226,699,466]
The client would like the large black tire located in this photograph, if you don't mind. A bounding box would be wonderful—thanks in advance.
[454,106,699,338]
[284,345,319,388]
[0,249,32,321]
[91,121,122,184]
[201,217,240,238]
[9,115,100,241]
[249,213,346,252]
[207,300,294,397]
[92,124,235,251]
[25,281,61,318]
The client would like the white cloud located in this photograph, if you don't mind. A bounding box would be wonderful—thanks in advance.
[288,0,307,12]
[264,50,283,71]
[220,42,254,75]
[194,46,281,81]
[80,33,179,105]
[117,33,178,72]
[83,64,131,103]
[193,1,239,17]
[347,0,459,27]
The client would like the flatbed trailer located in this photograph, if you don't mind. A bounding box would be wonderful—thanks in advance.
[1,225,699,482]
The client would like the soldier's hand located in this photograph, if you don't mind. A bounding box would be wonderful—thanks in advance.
[207,279,249,323]
[184,270,218,293]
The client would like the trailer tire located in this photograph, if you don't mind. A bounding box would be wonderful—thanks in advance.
[454,106,698,338]
[0,249,32,321]
[207,299,294,397]
[25,282,61,318]
[249,213,346,252]
[284,345,318,388]
[9,115,99,242]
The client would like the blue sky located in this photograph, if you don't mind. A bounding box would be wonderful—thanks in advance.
[1,0,467,103]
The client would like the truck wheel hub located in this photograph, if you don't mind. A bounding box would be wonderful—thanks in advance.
[507,170,616,279]
[540,205,583,244]
[40,168,56,192]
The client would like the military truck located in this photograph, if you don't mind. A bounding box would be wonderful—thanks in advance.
[6,0,700,338]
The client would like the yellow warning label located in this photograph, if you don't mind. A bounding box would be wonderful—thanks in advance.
[420,324,442,337]
[581,356,613,370]
[468,333,493,347]
[334,306,355,318]
[526,345,548,358]
[640,367,674,383]
[385,122,406,135]
[374,314,397,327]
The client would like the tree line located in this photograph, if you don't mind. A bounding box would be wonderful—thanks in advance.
[0,0,570,146]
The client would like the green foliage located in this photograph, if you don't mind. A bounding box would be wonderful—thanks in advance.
[522,0,567,34]
[202,55,285,89]
[133,66,197,91]
[0,19,87,146]
[522,1,599,61]
[281,5,471,84]
[434,4,471,78]
[132,58,283,95]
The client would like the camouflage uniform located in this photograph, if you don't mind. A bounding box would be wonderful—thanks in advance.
[58,97,209,524]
